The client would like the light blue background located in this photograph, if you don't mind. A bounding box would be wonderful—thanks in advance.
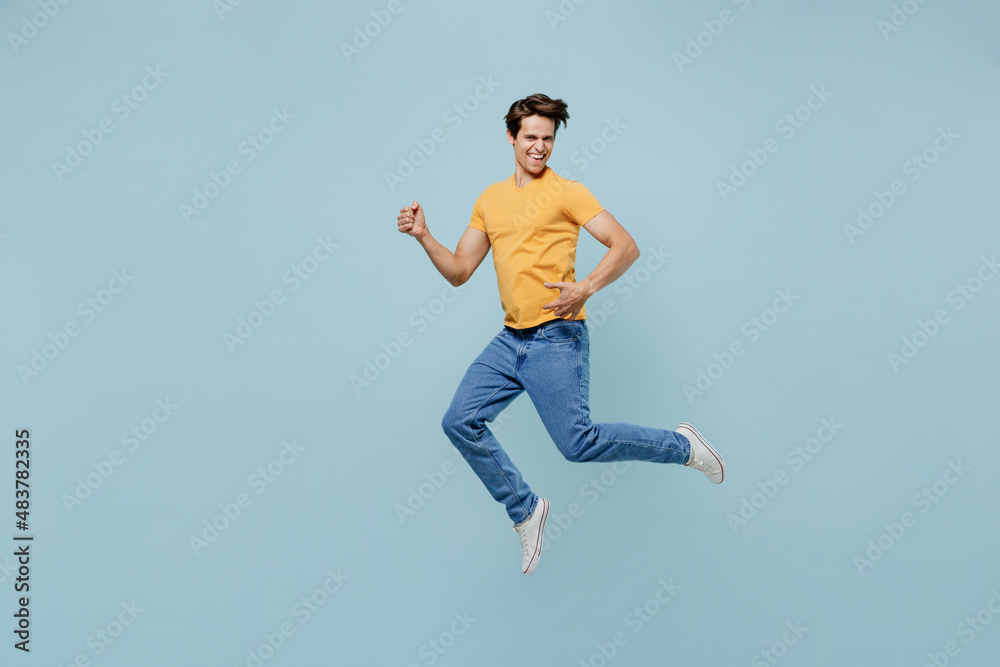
[3,0,999,665]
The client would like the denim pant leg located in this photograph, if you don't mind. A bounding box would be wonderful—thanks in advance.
[519,319,691,464]
[441,329,539,524]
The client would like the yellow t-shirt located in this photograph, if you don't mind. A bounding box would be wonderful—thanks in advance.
[468,166,605,329]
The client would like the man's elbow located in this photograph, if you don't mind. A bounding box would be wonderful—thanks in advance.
[625,238,640,264]
[449,267,470,287]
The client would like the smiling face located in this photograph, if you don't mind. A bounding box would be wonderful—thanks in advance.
[507,114,555,179]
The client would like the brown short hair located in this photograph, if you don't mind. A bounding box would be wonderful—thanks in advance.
[504,94,569,140]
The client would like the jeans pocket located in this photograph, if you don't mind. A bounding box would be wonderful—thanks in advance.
[539,320,579,343]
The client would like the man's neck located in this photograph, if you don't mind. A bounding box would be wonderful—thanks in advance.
[514,165,545,189]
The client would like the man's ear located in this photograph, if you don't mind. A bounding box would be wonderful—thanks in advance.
[506,129,515,145]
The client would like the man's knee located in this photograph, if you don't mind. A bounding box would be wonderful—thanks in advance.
[558,437,586,462]
[556,428,596,463]
[441,407,471,439]
[441,410,458,437]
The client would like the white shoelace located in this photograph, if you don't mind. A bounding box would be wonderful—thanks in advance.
[688,457,715,473]
[513,524,531,558]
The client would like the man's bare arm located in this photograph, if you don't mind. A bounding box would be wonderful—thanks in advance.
[397,201,491,287]
[542,209,640,320]
[578,209,640,296]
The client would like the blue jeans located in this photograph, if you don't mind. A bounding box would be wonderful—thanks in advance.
[441,318,691,525]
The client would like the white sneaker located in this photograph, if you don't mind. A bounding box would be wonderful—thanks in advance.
[512,497,549,575]
[678,422,725,484]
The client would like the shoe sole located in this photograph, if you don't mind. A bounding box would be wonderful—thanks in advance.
[679,422,726,484]
[523,498,549,575]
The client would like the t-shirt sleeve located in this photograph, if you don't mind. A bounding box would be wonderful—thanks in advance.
[563,181,605,225]
[468,194,486,232]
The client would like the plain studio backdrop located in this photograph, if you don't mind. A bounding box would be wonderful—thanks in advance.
[2,0,999,665]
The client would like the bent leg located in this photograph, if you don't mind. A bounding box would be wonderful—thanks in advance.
[441,330,538,524]
[521,321,690,465]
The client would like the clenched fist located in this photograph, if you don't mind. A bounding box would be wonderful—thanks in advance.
[397,201,426,239]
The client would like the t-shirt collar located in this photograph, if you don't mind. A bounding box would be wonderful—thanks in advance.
[511,166,549,192]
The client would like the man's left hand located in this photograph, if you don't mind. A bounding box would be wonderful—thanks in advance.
[542,281,591,320]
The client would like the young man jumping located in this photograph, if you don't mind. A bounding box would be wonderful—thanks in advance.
[396,93,726,575]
